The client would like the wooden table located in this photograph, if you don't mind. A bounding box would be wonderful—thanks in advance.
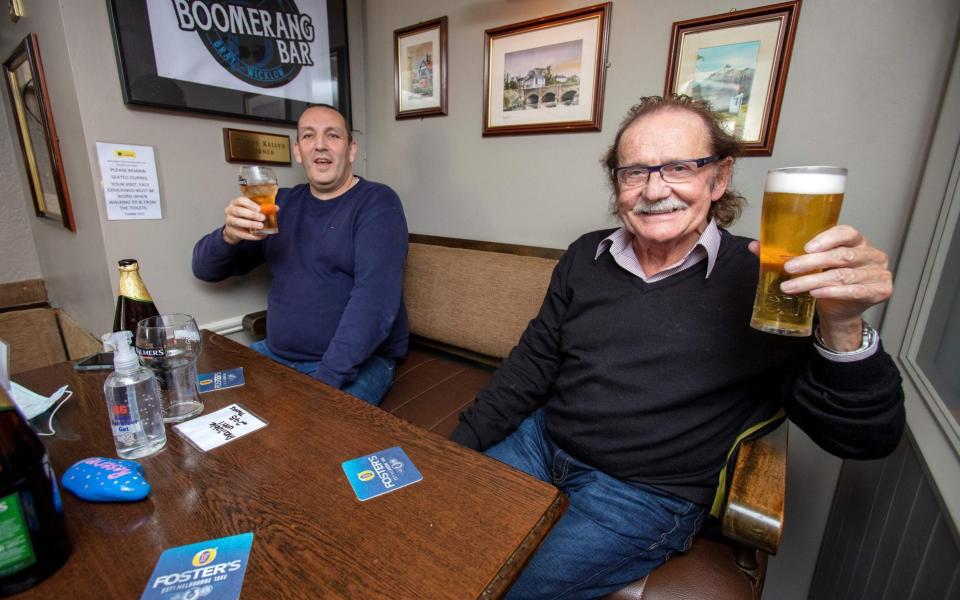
[14,332,566,599]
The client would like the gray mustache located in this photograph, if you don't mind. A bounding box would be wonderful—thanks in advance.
[630,198,688,215]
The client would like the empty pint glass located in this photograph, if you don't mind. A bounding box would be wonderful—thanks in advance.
[240,165,279,235]
[750,166,846,337]
[135,314,203,422]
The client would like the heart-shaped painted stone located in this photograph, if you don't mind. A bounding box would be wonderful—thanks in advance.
[61,457,151,502]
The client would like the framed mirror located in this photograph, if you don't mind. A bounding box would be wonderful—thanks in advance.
[3,33,75,231]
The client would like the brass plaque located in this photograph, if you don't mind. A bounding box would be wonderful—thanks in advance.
[223,128,291,165]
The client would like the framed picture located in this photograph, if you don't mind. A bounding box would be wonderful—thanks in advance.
[664,1,802,156]
[3,33,75,231]
[483,3,611,136]
[106,0,351,126]
[394,16,447,119]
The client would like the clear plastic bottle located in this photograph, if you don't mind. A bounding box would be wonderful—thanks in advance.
[102,331,166,459]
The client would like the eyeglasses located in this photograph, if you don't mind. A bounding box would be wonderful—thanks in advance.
[612,156,720,188]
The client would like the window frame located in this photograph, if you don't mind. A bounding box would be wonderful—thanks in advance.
[881,44,960,527]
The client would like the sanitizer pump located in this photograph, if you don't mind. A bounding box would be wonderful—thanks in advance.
[101,331,166,459]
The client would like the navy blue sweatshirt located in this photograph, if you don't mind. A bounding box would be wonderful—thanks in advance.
[193,179,409,388]
[452,229,904,505]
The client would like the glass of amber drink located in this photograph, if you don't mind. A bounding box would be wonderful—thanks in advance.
[239,165,279,235]
[750,166,846,337]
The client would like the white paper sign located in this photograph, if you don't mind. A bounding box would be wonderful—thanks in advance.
[173,403,267,452]
[96,142,162,220]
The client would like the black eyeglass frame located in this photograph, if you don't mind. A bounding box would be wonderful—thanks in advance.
[612,155,721,187]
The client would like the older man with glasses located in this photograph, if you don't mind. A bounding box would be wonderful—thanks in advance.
[451,95,904,599]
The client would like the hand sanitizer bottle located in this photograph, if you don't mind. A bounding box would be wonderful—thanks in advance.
[102,331,166,459]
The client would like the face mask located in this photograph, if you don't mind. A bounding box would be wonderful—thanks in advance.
[10,382,71,436]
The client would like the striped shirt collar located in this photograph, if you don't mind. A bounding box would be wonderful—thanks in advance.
[595,220,722,282]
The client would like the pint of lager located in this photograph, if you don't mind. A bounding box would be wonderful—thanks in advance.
[750,166,846,336]
[239,165,279,235]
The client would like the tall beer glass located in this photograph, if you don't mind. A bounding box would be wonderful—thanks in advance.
[750,166,846,336]
[135,314,203,422]
[239,165,279,235]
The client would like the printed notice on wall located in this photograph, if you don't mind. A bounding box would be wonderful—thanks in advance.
[96,142,162,220]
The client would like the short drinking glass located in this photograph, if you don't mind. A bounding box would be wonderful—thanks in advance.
[135,314,204,422]
[239,165,279,235]
[750,166,847,337]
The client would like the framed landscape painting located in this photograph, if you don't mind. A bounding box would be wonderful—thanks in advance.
[483,3,611,136]
[664,1,802,156]
[394,16,447,119]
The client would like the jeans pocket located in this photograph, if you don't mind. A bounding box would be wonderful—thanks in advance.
[551,450,573,485]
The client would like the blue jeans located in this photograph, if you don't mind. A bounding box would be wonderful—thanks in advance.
[485,411,705,600]
[249,340,395,406]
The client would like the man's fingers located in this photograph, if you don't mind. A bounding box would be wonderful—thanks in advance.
[781,266,892,300]
[804,224,863,253]
[785,244,886,275]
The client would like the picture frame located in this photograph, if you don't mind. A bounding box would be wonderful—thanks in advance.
[664,1,802,156]
[3,33,75,231]
[482,3,611,136]
[394,16,447,119]
[105,0,351,126]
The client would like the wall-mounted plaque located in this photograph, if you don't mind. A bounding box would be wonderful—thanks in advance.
[223,129,291,166]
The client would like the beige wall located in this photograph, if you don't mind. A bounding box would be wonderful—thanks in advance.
[0,2,110,312]
[0,0,958,598]
[0,105,42,284]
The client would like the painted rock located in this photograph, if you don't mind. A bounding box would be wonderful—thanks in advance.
[61,457,151,502]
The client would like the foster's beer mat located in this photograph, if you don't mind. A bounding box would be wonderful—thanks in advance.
[197,367,245,394]
[140,532,253,600]
[341,446,423,501]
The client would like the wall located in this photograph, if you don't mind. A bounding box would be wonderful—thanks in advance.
[0,3,107,306]
[359,1,960,598]
[0,92,42,284]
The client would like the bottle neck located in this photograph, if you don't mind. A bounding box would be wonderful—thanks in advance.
[117,269,153,302]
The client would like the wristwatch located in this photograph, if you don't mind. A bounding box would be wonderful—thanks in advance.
[814,321,878,354]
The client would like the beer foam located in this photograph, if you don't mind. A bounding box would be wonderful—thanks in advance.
[766,170,846,195]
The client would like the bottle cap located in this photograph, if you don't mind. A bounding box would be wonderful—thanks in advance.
[101,331,140,373]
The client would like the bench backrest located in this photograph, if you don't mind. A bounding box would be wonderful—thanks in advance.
[403,235,563,361]
[0,279,102,374]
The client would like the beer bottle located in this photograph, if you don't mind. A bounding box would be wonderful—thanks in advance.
[112,259,159,334]
[0,386,70,595]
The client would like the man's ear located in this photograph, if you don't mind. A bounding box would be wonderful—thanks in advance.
[710,157,733,201]
[348,139,358,165]
[293,139,303,165]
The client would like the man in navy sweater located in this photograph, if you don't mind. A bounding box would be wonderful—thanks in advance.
[452,96,904,598]
[193,105,408,406]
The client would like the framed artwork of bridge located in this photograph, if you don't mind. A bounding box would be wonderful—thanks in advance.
[482,3,611,136]
[394,16,447,119]
[664,1,802,156]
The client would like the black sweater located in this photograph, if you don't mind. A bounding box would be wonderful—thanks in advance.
[451,229,904,505]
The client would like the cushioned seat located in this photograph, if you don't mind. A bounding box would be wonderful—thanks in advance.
[381,347,494,438]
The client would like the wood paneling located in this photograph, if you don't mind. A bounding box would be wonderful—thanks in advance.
[809,435,960,599]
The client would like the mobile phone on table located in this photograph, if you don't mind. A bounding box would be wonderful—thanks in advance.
[74,352,114,371]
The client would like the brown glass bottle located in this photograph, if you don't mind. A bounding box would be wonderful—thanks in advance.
[0,387,70,596]
[113,259,159,334]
